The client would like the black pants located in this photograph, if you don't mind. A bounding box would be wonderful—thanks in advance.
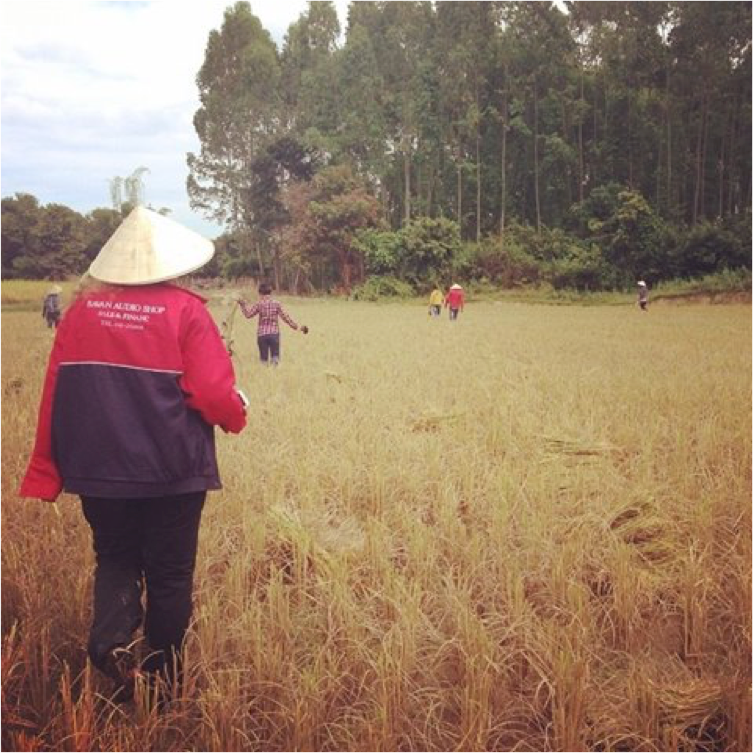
[81,492,205,678]
[257,333,280,364]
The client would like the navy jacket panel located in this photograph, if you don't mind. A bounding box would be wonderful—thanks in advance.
[52,363,221,497]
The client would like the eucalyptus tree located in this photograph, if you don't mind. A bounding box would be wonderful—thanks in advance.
[351,2,434,225]
[187,1,281,230]
[669,1,752,223]
[282,0,340,155]
[334,23,388,183]
[434,2,496,240]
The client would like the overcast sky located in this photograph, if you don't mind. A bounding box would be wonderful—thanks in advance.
[0,0,350,238]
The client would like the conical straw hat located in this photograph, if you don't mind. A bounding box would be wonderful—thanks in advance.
[89,206,214,285]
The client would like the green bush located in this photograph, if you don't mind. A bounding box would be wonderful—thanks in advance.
[462,235,544,287]
[672,221,750,278]
[399,216,460,288]
[654,268,752,297]
[549,243,616,291]
[350,275,415,301]
[354,228,402,276]
[356,217,461,291]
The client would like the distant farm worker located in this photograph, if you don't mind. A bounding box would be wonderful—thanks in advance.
[42,284,62,328]
[428,286,443,317]
[238,282,308,366]
[444,283,465,321]
[637,280,649,312]
[19,206,247,702]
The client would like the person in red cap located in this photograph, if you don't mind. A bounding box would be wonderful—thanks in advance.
[19,206,247,701]
[444,283,465,320]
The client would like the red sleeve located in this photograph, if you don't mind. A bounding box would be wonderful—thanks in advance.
[179,299,247,434]
[18,315,70,500]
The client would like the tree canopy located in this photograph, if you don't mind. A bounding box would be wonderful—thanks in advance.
[3,2,749,290]
[184,1,750,292]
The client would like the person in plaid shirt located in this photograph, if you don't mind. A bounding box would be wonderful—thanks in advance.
[238,282,308,365]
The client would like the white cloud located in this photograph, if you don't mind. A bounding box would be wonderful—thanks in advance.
[1,0,349,236]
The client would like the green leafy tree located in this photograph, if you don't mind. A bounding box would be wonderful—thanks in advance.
[355,228,403,276]
[593,189,670,284]
[84,208,123,263]
[334,23,387,179]
[290,165,384,291]
[281,2,340,128]
[398,216,461,288]
[12,204,86,279]
[187,2,281,228]
[247,135,318,287]
[1,193,42,278]
[673,220,750,278]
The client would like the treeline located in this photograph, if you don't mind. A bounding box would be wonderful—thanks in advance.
[187,1,751,292]
[3,2,750,291]
[1,196,125,280]
[0,197,171,281]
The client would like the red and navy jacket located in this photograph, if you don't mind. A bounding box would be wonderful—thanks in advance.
[19,283,247,501]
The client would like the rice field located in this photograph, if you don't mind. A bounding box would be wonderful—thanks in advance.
[2,288,751,752]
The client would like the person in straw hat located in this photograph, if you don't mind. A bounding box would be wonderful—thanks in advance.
[637,280,649,311]
[444,283,465,321]
[19,206,247,702]
[42,284,63,328]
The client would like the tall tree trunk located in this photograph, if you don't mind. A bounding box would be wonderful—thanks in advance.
[666,62,673,217]
[533,77,541,233]
[718,111,728,218]
[578,66,584,204]
[603,85,609,187]
[456,142,463,236]
[627,87,634,189]
[475,124,481,242]
[727,93,739,215]
[561,97,573,208]
[500,76,508,240]
[692,92,708,225]
[339,255,352,293]
[700,95,710,220]
[254,236,265,280]
[403,132,411,225]
[273,248,281,291]
[427,160,435,217]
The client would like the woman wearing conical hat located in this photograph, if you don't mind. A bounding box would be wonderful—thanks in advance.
[19,206,247,700]
[41,284,63,328]
[637,280,649,312]
[444,283,465,321]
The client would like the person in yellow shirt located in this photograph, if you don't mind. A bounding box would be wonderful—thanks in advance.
[428,286,443,317]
